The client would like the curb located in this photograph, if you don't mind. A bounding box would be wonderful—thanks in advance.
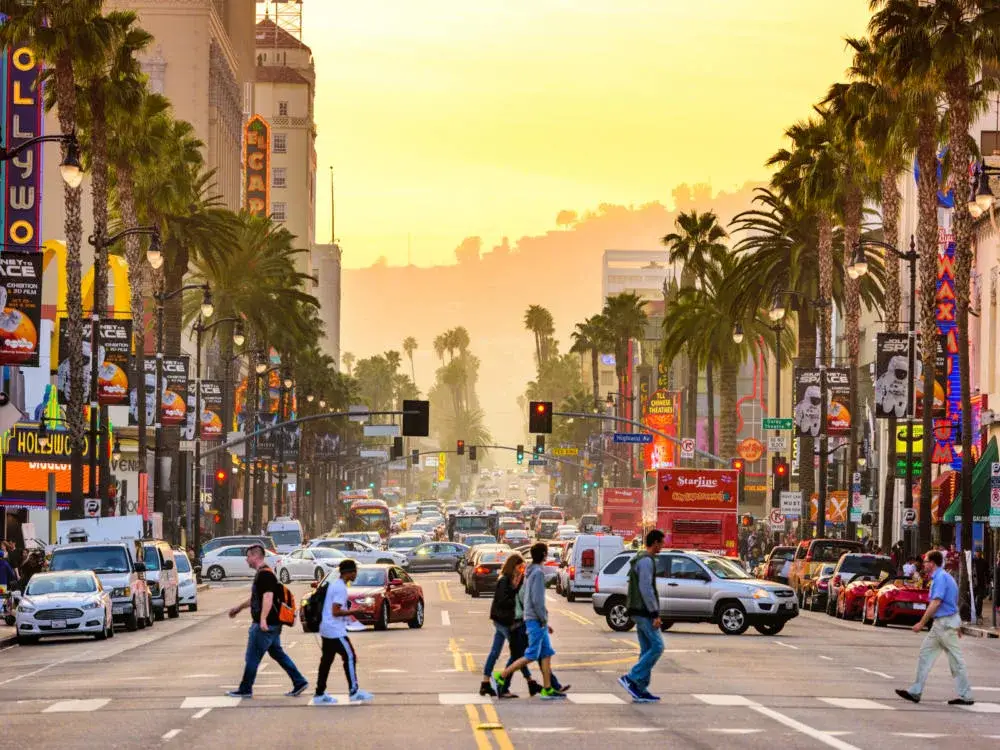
[0,633,15,648]
[961,624,1000,638]
[197,583,210,591]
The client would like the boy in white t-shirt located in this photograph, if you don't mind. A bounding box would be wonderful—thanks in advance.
[311,559,374,705]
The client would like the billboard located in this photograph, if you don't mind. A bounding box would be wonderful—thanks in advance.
[655,468,740,511]
[642,389,680,470]
[793,368,823,438]
[3,44,44,249]
[0,252,42,366]
[243,115,270,217]
[56,318,132,405]
[0,423,91,506]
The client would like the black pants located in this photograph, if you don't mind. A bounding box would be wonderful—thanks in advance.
[316,636,358,696]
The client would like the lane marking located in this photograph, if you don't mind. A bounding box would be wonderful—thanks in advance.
[566,693,624,705]
[441,693,491,705]
[973,686,1000,691]
[285,641,298,649]
[482,704,515,750]
[818,697,893,710]
[162,730,181,741]
[608,728,658,733]
[375,669,407,673]
[693,694,756,707]
[854,667,893,680]
[183,674,219,679]
[558,657,636,669]
[819,655,834,661]
[43,698,110,713]
[441,610,451,626]
[191,708,212,719]
[512,727,573,733]
[613,638,639,650]
[893,733,946,739]
[0,648,97,686]
[959,702,1000,713]
[773,640,799,650]
[448,638,464,671]
[751,705,862,750]
[465,652,476,672]
[464,704,492,750]
[708,729,764,735]
[180,696,242,709]
[120,676,155,681]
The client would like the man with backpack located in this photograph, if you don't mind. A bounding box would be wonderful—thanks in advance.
[619,529,665,703]
[226,544,308,698]
[312,559,374,705]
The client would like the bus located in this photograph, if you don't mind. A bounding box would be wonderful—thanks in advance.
[646,468,740,557]
[447,511,499,542]
[347,499,392,539]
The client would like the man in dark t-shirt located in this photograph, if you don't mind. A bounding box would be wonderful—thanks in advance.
[227,545,307,698]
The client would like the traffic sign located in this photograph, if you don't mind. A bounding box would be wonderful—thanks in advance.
[552,447,579,457]
[767,436,787,452]
[528,459,547,466]
[902,508,917,529]
[680,438,695,459]
[763,417,794,430]
[779,491,802,518]
[85,498,100,518]
[769,508,785,530]
[992,462,1000,490]
[991,487,1000,510]
[613,432,653,444]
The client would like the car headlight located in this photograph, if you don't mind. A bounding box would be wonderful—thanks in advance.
[81,601,102,610]
[355,596,375,606]
[111,587,131,598]
[751,588,773,600]
[17,604,35,613]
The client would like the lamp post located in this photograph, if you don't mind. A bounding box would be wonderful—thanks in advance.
[850,235,919,554]
[254,353,283,523]
[0,131,83,187]
[277,369,294,517]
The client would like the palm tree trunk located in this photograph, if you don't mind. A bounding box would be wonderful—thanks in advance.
[687,346,698,464]
[817,212,834,537]
[719,358,738,460]
[161,242,190,520]
[706,357,716,456]
[591,348,600,408]
[797,307,817,535]
[409,354,416,384]
[880,172,902,552]
[117,168,148,463]
[844,185,862,538]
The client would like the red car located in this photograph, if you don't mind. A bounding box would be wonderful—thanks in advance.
[836,577,880,619]
[346,564,425,630]
[862,577,930,627]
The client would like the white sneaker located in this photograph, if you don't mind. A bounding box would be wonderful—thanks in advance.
[350,689,374,703]
[310,694,337,706]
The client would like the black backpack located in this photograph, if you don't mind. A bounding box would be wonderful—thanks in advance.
[302,578,330,633]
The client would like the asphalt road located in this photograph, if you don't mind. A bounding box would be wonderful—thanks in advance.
[2,574,1000,749]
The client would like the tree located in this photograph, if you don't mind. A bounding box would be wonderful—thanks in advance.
[523,305,555,367]
[402,336,418,383]
[342,352,355,376]
[602,292,648,414]
[570,314,611,409]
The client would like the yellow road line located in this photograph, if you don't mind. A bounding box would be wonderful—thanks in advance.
[482,704,515,750]
[449,638,464,671]
[464,705,492,750]
[438,580,454,602]
[557,656,636,669]
[555,608,592,626]
[465,652,476,672]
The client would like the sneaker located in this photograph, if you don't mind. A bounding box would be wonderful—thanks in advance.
[895,689,921,704]
[948,698,975,706]
[632,693,658,704]
[640,689,661,702]
[539,687,567,700]
[490,670,508,696]
[479,681,497,697]
[225,690,252,699]
[310,694,337,706]
[527,680,542,697]
[350,689,374,703]
[286,682,309,697]
[498,692,520,699]
[554,683,571,694]
[617,675,641,701]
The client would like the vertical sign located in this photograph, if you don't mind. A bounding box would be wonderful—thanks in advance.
[243,115,270,216]
[825,368,851,437]
[4,44,44,249]
[793,368,823,438]
[160,356,189,427]
[56,319,132,405]
[185,380,223,441]
[643,389,679,470]
[0,252,42,365]
[935,214,960,467]
[874,333,910,418]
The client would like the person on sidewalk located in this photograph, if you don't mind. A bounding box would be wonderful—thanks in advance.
[312,559,373,705]
[895,550,974,706]
[491,542,566,700]
[972,550,989,624]
[226,545,308,699]
[619,529,665,703]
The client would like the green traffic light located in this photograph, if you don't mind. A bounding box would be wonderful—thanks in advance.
[345,485,351,491]
[369,482,375,488]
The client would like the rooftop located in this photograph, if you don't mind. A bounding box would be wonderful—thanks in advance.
[255,64,310,86]
[255,18,310,52]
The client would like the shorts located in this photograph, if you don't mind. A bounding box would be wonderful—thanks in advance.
[523,619,555,662]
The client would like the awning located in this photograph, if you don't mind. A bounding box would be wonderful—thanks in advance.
[942,436,998,523]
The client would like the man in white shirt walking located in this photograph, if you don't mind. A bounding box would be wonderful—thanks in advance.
[312,559,374,705]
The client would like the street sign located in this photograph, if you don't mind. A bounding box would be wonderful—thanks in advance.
[762,417,794,430]
[227,431,245,457]
[231,496,244,521]
[852,472,862,486]
[767,436,787,452]
[360,449,388,459]
[388,460,407,471]
[528,459,547,466]
[552,447,579,457]
[769,508,785,530]
[902,508,917,529]
[84,498,100,518]
[991,487,1000,510]
[424,456,439,468]
[612,432,653,444]
[348,405,369,422]
[680,438,695,459]
[779,491,802,518]
[364,424,400,438]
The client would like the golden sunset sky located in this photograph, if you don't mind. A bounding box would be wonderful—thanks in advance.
[304,1,871,268]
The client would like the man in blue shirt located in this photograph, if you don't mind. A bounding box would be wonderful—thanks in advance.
[895,550,974,706]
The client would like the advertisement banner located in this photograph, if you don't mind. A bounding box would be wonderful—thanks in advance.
[3,44,44,250]
[810,490,849,523]
[793,368,823,438]
[0,423,91,506]
[129,358,156,427]
[243,115,270,216]
[642,389,680,470]
[655,468,740,511]
[826,368,851,437]
[56,318,133,405]
[160,356,189,427]
[874,333,910,418]
[183,380,224,441]
[0,252,42,366]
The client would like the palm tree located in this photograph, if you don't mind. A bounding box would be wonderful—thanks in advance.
[569,314,610,409]
[402,337,418,382]
[342,352,356,376]
[523,305,555,368]
[602,292,648,419]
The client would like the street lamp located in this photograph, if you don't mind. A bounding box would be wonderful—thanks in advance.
[200,288,215,319]
[232,321,246,348]
[146,232,164,270]
[307,394,315,403]
[255,351,269,375]
[0,130,83,187]
[112,437,122,463]
[319,399,326,409]
[732,323,744,345]
[769,295,787,322]
[37,417,51,450]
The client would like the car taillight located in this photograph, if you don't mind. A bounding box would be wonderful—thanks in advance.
[474,565,489,575]
[832,575,841,587]
[804,554,813,561]
[544,560,559,567]
[594,575,599,593]
[569,566,576,580]
[818,580,828,590]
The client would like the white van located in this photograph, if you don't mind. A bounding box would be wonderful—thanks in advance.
[561,534,624,601]
[266,517,304,554]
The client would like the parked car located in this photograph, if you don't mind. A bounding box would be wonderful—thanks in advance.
[825,554,895,615]
[202,545,281,581]
[559,535,625,602]
[14,571,114,645]
[759,546,796,583]
[592,550,798,635]
[308,538,408,567]
[344,565,424,630]
[141,541,180,621]
[275,547,347,582]
[174,549,198,612]
[465,549,509,597]
[405,542,469,572]
[801,564,836,612]
[788,538,865,603]
[836,576,881,619]
[201,535,276,558]
[862,576,930,627]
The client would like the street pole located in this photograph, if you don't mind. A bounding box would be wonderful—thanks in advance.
[771,323,782,510]
[88,313,99,501]
[817,302,829,539]
[904,249,917,558]
[193,320,204,557]
[154,297,166,537]
[277,382,286,517]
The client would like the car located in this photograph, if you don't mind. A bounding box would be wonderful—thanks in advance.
[759,546,795,583]
[345,565,424,630]
[201,535,277,558]
[142,541,180,620]
[387,534,426,555]
[275,547,348,582]
[503,529,530,546]
[461,533,497,546]
[405,542,469,572]
[835,576,881,619]
[825,554,895,615]
[578,514,600,533]
[458,544,509,585]
[465,549,509,597]
[202,545,281,581]
[788,538,865,604]
[14,571,114,645]
[537,520,560,540]
[174,549,198,612]
[341,531,383,549]
[266,517,305,554]
[801,564,836,612]
[49,539,154,632]
[515,542,565,586]
[559,534,624,602]
[862,576,930,627]
[308,538,409,567]
[592,550,798,635]
[410,521,439,539]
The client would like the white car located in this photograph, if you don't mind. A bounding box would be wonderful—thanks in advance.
[309,538,408,567]
[15,571,114,644]
[202,545,281,582]
[275,547,347,582]
[174,549,198,612]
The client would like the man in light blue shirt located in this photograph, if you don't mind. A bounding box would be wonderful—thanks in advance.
[895,550,973,706]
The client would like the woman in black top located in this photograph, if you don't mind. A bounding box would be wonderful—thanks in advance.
[481,554,536,697]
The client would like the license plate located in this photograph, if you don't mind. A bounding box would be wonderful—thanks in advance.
[50,621,67,629]
[913,603,927,610]
[112,606,124,615]
[784,602,796,610]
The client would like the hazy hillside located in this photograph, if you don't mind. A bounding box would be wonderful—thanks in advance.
[341,181,764,443]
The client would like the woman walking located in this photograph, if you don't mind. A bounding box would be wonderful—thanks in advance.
[481,554,537,697]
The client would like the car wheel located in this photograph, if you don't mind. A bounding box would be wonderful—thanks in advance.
[374,602,390,631]
[146,599,155,627]
[125,606,139,632]
[167,600,180,619]
[660,620,674,632]
[189,603,198,613]
[567,590,576,603]
[860,604,868,625]
[95,622,109,640]
[408,600,424,629]
[753,622,785,636]
[207,566,225,582]
[716,601,750,635]
[108,619,115,638]
[16,634,39,646]
[605,597,634,632]
[826,598,835,617]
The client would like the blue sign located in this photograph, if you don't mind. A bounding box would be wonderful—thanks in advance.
[528,459,546,466]
[613,432,653,444]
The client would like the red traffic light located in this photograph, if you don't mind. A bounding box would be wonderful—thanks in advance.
[731,458,745,472]
[529,401,553,434]
[456,439,465,456]
[213,512,222,524]
[535,402,547,414]
[215,469,226,482]
[775,462,788,476]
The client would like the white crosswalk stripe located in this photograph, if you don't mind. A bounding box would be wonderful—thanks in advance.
[818,697,894,710]
[566,693,624,705]
[180,696,242,709]
[42,698,110,713]
[959,702,1000,713]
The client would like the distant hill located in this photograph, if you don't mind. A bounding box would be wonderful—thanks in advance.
[341,181,764,442]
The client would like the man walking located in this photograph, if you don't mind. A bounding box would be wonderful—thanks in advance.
[619,529,665,703]
[227,545,308,698]
[895,550,974,706]
[491,542,566,700]
[312,559,374,705]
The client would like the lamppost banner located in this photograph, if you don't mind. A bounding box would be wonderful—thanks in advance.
[55,318,132,405]
[874,332,910,418]
[159,356,189,427]
[0,252,42,366]
[182,380,223,441]
[826,368,851,437]
[793,368,823,438]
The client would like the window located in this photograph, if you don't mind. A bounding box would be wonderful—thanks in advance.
[272,167,287,188]
[278,100,289,116]
[273,133,287,153]
[271,201,286,222]
[667,556,708,580]
[221,548,245,557]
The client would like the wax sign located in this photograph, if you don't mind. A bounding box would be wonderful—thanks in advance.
[0,423,90,506]
[0,252,42,366]
[3,44,44,249]
[243,115,270,216]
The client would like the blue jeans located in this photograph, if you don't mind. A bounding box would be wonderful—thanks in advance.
[626,615,664,692]
[484,623,532,680]
[237,623,307,694]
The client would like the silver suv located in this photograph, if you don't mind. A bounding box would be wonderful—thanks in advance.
[591,549,798,636]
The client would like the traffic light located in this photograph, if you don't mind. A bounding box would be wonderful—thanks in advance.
[516,444,524,464]
[457,439,465,456]
[740,513,755,527]
[402,399,430,437]
[212,469,227,517]
[411,449,420,465]
[731,458,745,473]
[469,445,478,461]
[534,435,545,456]
[368,481,375,489]
[529,401,553,434]
[215,469,227,483]
[213,511,222,524]
[772,456,789,492]
[391,436,404,460]
[730,458,745,504]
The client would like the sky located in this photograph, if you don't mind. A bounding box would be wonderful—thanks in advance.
[301,0,872,268]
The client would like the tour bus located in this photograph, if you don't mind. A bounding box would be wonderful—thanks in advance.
[645,468,740,557]
[346,498,392,540]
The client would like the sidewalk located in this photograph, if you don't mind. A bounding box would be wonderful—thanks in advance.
[1,622,15,648]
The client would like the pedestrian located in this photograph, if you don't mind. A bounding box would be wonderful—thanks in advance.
[895,550,974,706]
[903,557,918,579]
[618,529,665,703]
[0,548,18,591]
[972,550,988,624]
[312,559,374,705]
[491,542,566,700]
[226,544,309,699]
[480,553,531,696]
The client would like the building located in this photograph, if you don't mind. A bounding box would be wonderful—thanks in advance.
[312,243,342,368]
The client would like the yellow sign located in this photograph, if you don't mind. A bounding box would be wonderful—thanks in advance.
[895,424,924,454]
[552,447,579,456]
[437,452,447,482]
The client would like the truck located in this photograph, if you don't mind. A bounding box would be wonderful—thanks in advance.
[265,516,304,553]
[446,511,499,542]
[645,468,740,557]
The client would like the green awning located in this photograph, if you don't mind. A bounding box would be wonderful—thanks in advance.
[942,436,998,523]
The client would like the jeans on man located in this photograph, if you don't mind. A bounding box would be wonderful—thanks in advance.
[626,615,664,692]
[238,623,307,694]
[908,614,973,700]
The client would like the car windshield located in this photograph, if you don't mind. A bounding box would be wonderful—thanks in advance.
[51,547,130,574]
[388,537,421,549]
[270,530,302,545]
[142,547,161,570]
[840,555,894,576]
[702,556,751,579]
[26,575,97,595]
[354,569,387,587]
[174,554,191,573]
[312,548,344,559]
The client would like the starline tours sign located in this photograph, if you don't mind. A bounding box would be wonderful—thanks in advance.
[243,115,270,217]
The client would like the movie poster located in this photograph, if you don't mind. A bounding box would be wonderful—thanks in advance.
[825,368,851,437]
[793,368,823,438]
[160,356,189,427]
[56,318,132,405]
[0,253,42,366]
